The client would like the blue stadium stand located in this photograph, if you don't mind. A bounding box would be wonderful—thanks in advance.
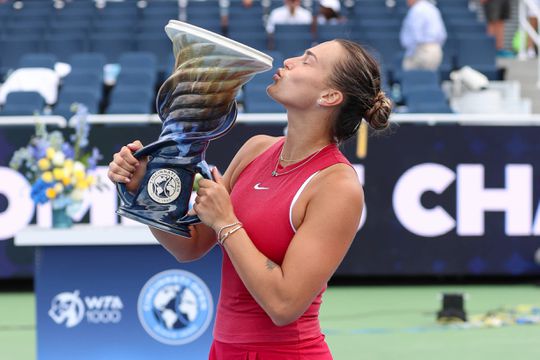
[53,88,100,119]
[455,35,500,80]
[18,53,57,70]
[60,70,103,103]
[0,91,45,116]
[106,88,154,115]
[69,53,107,74]
[89,34,135,63]
[135,33,173,75]
[228,32,268,52]
[91,18,137,35]
[44,34,88,63]
[47,19,91,35]
[0,36,42,74]
[405,88,452,114]
[138,19,170,34]
[317,24,352,42]
[118,52,158,74]
[274,25,314,59]
[400,70,441,95]
[115,70,156,91]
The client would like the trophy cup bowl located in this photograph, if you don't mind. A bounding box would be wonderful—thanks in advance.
[116,20,273,237]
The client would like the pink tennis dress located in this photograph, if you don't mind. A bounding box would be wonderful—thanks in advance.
[210,138,350,360]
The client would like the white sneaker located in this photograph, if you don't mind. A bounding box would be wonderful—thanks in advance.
[527,47,537,59]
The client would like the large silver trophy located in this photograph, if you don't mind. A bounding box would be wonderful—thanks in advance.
[116,20,273,237]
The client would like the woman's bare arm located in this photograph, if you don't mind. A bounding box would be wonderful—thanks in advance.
[195,163,363,325]
[111,136,279,262]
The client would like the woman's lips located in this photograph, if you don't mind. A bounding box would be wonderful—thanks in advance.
[273,68,283,81]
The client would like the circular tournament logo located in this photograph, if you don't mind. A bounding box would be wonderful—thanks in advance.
[137,269,213,345]
[147,169,182,204]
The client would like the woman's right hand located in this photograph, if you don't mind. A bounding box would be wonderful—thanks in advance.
[107,140,148,193]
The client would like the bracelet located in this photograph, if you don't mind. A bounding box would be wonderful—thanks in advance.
[216,221,242,242]
[219,224,243,246]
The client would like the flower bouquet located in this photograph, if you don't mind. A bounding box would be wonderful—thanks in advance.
[9,105,102,228]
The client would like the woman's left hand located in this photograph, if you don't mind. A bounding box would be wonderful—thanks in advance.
[193,167,238,231]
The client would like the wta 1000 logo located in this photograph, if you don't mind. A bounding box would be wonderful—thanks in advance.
[48,290,124,328]
[137,269,213,346]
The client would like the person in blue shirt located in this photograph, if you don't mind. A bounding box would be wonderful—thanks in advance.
[399,0,447,71]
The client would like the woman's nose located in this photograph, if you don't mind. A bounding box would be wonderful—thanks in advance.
[283,58,294,69]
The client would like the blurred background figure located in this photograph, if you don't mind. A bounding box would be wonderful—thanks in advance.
[399,0,447,71]
[265,0,313,34]
[526,0,539,58]
[481,0,513,57]
[316,0,345,24]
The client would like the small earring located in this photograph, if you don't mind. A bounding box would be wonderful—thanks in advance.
[317,99,323,105]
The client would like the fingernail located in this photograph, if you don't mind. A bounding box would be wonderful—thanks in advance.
[125,178,131,183]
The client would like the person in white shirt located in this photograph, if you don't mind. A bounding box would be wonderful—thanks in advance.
[399,0,447,71]
[317,0,344,25]
[265,0,313,34]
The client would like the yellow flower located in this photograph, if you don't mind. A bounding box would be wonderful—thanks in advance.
[53,168,64,180]
[62,176,72,186]
[74,169,85,181]
[42,171,53,183]
[45,188,57,199]
[86,175,95,185]
[64,159,74,170]
[46,148,55,159]
[76,179,88,190]
[38,158,51,171]
[53,183,64,194]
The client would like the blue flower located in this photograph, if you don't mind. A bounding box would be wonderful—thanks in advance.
[30,179,53,204]
[87,148,102,170]
[33,139,49,159]
[62,143,75,159]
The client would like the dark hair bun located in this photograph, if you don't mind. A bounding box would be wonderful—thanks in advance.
[364,91,392,130]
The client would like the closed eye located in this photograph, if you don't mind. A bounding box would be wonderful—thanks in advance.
[302,50,318,65]
[302,54,312,65]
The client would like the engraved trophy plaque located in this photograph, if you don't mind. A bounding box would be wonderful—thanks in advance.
[116,20,273,237]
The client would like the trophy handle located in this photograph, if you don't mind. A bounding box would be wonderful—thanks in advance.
[177,160,214,226]
[114,141,174,209]
[115,181,135,208]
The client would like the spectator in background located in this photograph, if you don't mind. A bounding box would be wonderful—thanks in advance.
[399,0,447,71]
[265,0,313,34]
[526,0,539,58]
[316,0,344,24]
[481,0,512,57]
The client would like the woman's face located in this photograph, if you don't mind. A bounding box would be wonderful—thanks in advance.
[267,41,344,110]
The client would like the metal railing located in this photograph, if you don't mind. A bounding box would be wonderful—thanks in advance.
[518,0,540,88]
[5,113,540,128]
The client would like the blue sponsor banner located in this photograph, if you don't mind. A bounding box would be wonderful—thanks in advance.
[337,125,540,276]
[4,122,540,278]
[35,244,221,359]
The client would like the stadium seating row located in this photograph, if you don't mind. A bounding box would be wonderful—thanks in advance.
[0,0,495,114]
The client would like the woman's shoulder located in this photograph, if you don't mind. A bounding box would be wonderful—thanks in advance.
[227,135,282,189]
[307,162,363,204]
[238,135,282,161]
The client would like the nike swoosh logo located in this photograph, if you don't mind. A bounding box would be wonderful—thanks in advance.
[254,183,270,190]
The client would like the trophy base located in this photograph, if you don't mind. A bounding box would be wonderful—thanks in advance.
[117,208,193,238]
